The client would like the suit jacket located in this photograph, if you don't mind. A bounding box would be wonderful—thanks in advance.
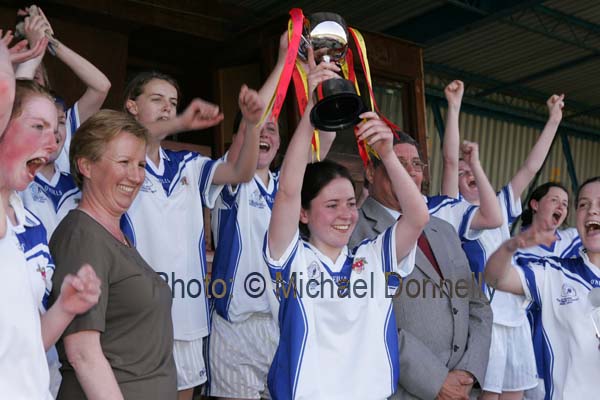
[349,197,492,400]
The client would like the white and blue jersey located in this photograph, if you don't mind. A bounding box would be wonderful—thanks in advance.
[20,169,80,241]
[262,223,416,400]
[516,228,581,262]
[9,193,62,397]
[514,227,581,391]
[121,147,222,341]
[461,184,527,326]
[515,249,600,399]
[55,103,81,173]
[426,195,481,240]
[10,193,54,310]
[211,171,279,322]
[0,208,51,399]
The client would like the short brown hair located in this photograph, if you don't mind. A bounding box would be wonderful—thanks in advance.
[70,109,149,189]
[11,79,55,121]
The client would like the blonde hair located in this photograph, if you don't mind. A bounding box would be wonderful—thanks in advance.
[10,79,55,121]
[70,109,148,188]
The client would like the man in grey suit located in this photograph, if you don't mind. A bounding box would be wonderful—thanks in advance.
[349,133,492,400]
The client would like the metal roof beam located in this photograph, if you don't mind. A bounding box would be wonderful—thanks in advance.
[534,5,600,35]
[475,54,599,98]
[426,62,593,114]
[426,88,600,141]
[502,7,600,53]
[423,0,547,46]
[563,105,600,121]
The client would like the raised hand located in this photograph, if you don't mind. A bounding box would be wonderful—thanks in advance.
[1,29,14,47]
[354,111,393,158]
[24,14,50,47]
[306,46,341,101]
[8,36,48,65]
[547,93,565,123]
[57,264,101,316]
[510,222,557,252]
[460,140,480,167]
[238,84,264,126]
[179,98,224,131]
[444,80,464,109]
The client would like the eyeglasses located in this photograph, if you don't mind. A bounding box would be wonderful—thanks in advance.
[399,158,426,172]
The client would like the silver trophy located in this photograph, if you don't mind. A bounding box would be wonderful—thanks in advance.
[298,12,364,131]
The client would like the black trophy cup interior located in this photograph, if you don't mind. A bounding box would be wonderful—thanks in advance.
[310,78,364,131]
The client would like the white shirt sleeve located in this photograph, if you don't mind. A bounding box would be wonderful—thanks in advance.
[427,195,481,241]
[514,256,546,307]
[196,157,225,209]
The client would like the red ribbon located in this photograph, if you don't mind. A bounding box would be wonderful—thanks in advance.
[270,8,305,122]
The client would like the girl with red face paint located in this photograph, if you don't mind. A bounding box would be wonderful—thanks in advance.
[0,42,100,399]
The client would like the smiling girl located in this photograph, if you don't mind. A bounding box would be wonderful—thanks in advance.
[263,57,429,398]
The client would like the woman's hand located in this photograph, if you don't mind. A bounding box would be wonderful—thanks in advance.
[306,46,340,104]
[57,264,101,316]
[354,112,393,158]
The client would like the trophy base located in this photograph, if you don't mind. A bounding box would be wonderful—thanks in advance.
[310,78,364,131]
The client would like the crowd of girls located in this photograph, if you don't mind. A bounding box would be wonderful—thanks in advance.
[1,5,598,400]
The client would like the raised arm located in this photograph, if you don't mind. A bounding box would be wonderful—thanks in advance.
[356,112,429,261]
[462,141,503,230]
[0,40,14,239]
[485,223,556,295]
[212,85,262,185]
[35,8,111,122]
[0,39,15,137]
[255,31,336,163]
[13,14,45,79]
[510,94,564,198]
[308,58,341,162]
[267,108,314,259]
[227,32,289,166]
[145,97,225,141]
[268,52,336,259]
[441,80,464,198]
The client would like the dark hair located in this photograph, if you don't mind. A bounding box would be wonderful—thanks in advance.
[576,176,600,206]
[123,71,181,112]
[370,130,421,169]
[300,160,355,238]
[521,181,569,227]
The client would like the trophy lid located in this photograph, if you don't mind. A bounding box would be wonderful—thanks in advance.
[298,12,349,63]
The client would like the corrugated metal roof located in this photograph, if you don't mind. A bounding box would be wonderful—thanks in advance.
[546,0,600,24]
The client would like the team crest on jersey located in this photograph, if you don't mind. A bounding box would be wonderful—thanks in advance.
[352,257,367,274]
[30,184,47,203]
[307,261,321,291]
[249,189,266,209]
[140,176,157,193]
[556,284,579,305]
[307,261,321,279]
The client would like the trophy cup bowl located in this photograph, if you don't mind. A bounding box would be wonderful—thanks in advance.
[299,12,365,131]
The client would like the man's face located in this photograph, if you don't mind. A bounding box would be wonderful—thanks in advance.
[366,142,424,211]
